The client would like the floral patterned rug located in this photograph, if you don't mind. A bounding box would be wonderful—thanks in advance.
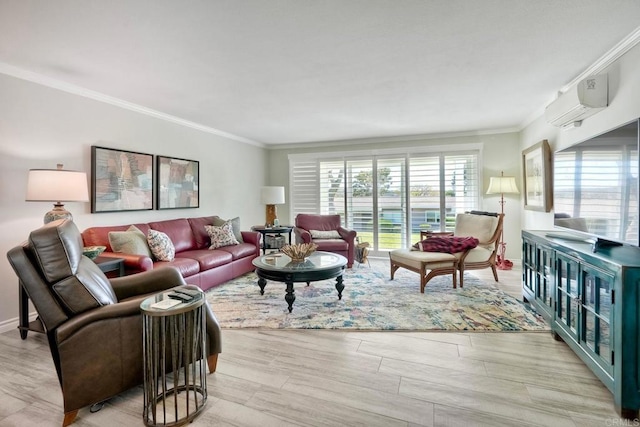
[205,264,548,331]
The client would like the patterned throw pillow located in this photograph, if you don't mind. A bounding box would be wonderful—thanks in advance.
[205,222,239,249]
[108,225,153,257]
[310,229,341,239]
[147,229,176,261]
[212,216,243,243]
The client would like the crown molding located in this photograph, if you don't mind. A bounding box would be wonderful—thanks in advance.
[520,25,640,131]
[0,61,263,147]
[267,127,520,150]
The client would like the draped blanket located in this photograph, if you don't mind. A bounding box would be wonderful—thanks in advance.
[413,236,479,253]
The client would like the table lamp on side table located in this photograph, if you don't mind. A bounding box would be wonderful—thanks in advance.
[26,164,89,224]
[261,186,285,227]
[486,171,520,270]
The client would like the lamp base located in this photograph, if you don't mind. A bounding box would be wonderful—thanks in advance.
[496,258,514,270]
[44,203,73,224]
[265,204,277,227]
[496,241,513,270]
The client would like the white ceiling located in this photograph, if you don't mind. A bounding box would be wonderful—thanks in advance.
[1,1,640,146]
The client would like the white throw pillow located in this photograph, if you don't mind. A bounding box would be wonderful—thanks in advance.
[108,225,153,257]
[310,229,341,239]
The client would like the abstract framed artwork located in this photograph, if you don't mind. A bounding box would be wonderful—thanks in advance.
[522,139,552,212]
[91,146,154,213]
[156,156,199,209]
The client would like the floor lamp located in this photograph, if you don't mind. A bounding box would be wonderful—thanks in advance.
[486,171,520,270]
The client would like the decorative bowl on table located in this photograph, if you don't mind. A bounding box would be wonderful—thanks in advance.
[280,243,318,262]
[83,245,106,260]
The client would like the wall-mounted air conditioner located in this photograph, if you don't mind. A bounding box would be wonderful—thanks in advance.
[545,74,608,127]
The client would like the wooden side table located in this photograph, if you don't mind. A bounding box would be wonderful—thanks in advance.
[94,255,125,277]
[140,287,208,426]
[251,226,294,254]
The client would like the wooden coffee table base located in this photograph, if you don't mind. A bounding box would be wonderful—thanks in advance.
[256,268,345,313]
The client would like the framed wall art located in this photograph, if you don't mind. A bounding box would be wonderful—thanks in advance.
[91,146,154,213]
[522,139,552,212]
[156,156,199,209]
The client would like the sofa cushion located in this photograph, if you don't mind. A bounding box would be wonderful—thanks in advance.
[217,242,258,260]
[205,223,239,249]
[108,225,153,257]
[153,257,200,278]
[212,216,244,243]
[147,229,176,261]
[313,239,349,252]
[147,218,196,253]
[176,249,233,271]
[188,216,219,249]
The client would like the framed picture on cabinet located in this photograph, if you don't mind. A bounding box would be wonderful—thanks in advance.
[522,139,552,212]
[91,146,154,213]
[156,156,199,209]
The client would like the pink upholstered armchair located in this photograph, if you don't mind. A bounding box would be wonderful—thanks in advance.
[294,214,357,268]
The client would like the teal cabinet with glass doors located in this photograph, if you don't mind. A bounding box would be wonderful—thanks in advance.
[522,230,640,419]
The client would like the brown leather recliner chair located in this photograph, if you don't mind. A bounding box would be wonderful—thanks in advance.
[6,219,222,427]
[294,214,357,267]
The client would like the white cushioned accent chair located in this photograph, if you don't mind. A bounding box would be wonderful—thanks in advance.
[389,212,504,292]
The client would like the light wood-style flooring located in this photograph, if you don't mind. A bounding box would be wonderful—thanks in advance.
[0,260,624,426]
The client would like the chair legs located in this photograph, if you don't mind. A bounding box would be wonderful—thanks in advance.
[207,353,219,373]
[62,410,78,427]
[389,253,457,292]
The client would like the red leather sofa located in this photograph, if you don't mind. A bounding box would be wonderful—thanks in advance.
[82,216,260,291]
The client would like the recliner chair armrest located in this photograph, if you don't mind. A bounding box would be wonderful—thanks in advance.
[56,298,145,343]
[109,267,186,301]
[293,227,312,243]
[337,227,357,241]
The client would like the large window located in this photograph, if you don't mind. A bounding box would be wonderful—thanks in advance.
[289,146,481,254]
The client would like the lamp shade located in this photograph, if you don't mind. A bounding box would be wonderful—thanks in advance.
[260,186,285,205]
[486,176,519,195]
[26,167,89,202]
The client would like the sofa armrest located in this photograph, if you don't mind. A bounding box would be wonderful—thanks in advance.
[337,227,357,242]
[293,227,312,243]
[240,231,260,246]
[109,267,186,301]
[100,251,153,273]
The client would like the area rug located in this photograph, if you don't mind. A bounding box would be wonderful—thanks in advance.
[205,265,548,331]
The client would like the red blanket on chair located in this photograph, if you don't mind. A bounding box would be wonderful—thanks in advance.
[413,236,479,253]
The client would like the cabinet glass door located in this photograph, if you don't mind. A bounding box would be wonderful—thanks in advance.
[581,265,614,373]
[522,239,535,295]
[556,253,580,341]
[536,244,554,312]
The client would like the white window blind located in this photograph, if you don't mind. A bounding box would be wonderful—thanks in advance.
[289,146,481,251]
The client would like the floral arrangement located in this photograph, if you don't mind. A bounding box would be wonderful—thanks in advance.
[280,243,318,262]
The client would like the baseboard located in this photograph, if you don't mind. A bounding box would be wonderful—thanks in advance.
[0,311,38,335]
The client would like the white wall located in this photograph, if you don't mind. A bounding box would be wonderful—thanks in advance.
[0,73,268,329]
[520,42,640,231]
[267,132,523,259]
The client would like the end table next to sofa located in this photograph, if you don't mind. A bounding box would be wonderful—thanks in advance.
[251,225,293,254]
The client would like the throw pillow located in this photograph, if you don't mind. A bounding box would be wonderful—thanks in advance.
[212,216,243,243]
[108,225,153,257]
[310,229,341,239]
[147,229,176,261]
[205,222,239,249]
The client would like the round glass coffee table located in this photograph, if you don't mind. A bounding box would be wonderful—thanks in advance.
[252,251,347,312]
